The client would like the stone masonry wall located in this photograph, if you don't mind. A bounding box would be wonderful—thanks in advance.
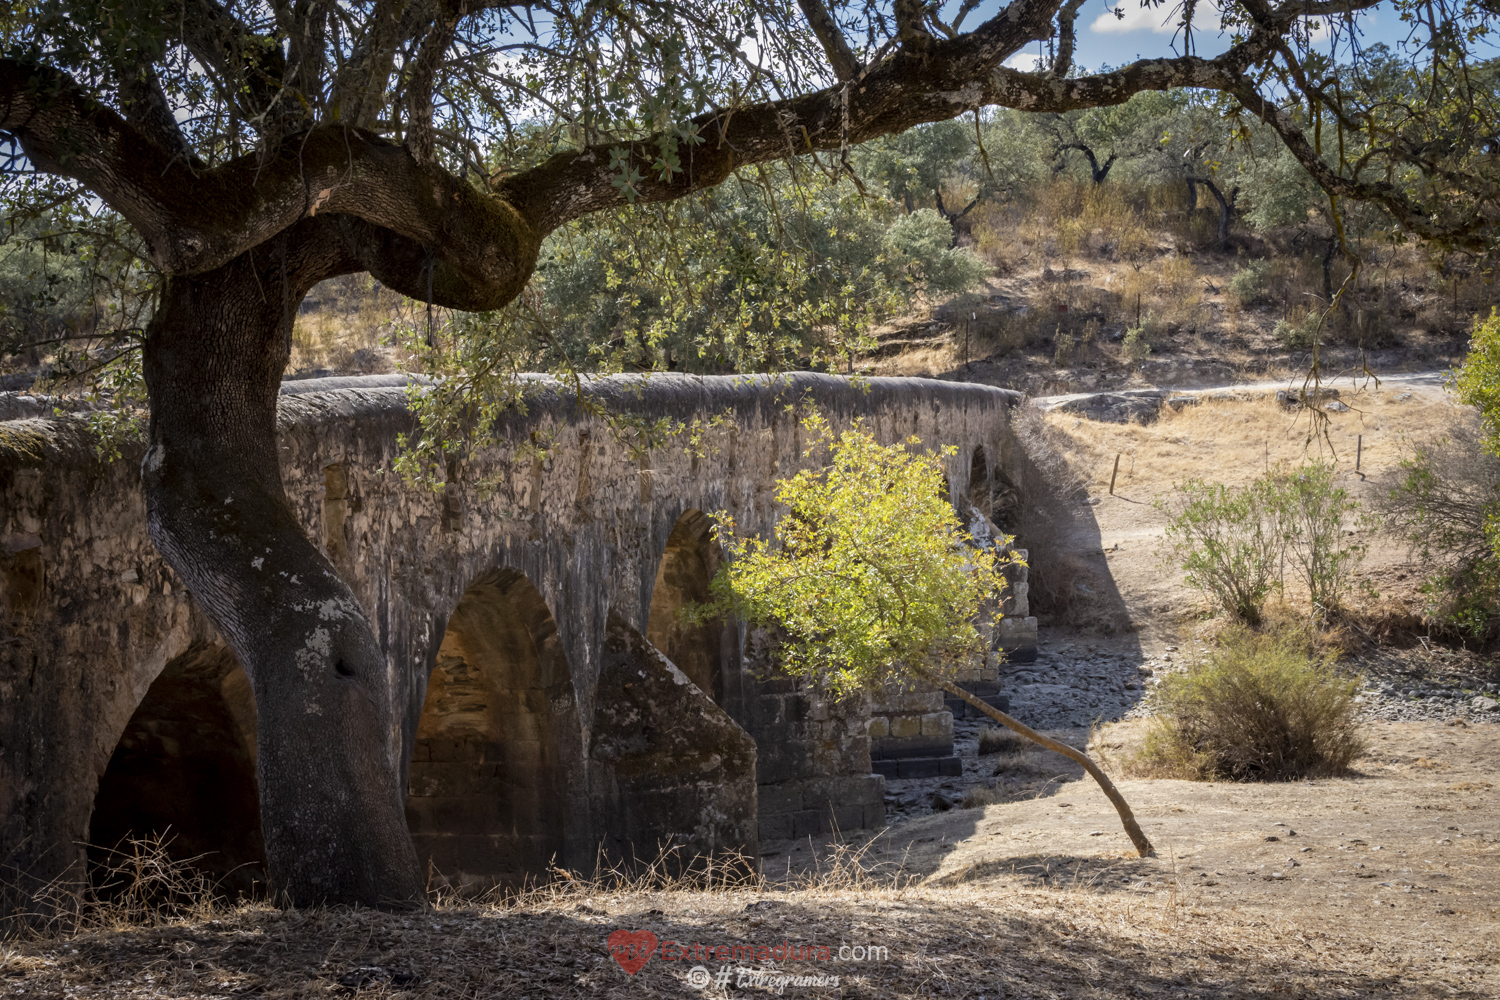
[0,373,1025,914]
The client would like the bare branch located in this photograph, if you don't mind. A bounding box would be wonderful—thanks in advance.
[796,0,860,82]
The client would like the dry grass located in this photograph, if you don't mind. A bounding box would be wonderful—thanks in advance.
[289,274,412,374]
[1041,388,1470,497]
[978,727,1030,756]
[964,178,1495,353]
[5,836,1496,998]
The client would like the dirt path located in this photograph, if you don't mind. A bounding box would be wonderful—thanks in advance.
[1031,369,1450,411]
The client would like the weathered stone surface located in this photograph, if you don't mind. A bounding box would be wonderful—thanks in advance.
[1052,391,1164,425]
[0,373,1027,912]
[588,613,756,868]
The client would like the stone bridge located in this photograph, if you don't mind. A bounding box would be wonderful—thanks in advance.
[0,373,1036,912]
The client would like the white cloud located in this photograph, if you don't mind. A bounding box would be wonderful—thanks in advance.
[1004,50,1046,72]
[1088,2,1227,37]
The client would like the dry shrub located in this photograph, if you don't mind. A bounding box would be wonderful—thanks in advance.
[960,785,1005,809]
[7,833,230,938]
[978,727,1029,756]
[968,201,1016,271]
[1131,627,1365,781]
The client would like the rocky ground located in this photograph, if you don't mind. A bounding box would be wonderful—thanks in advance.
[873,629,1500,829]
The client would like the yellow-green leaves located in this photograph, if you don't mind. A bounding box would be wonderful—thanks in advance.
[701,412,1005,697]
[1453,308,1500,458]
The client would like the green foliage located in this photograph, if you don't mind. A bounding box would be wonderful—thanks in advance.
[1453,308,1500,460]
[882,209,988,294]
[1273,463,1368,614]
[855,119,978,207]
[1227,259,1271,309]
[1161,463,1368,622]
[1135,627,1365,781]
[1238,144,1324,231]
[1375,420,1500,645]
[1161,478,1285,623]
[1273,310,1323,350]
[1417,562,1500,646]
[1121,323,1151,362]
[388,167,993,489]
[698,412,1005,696]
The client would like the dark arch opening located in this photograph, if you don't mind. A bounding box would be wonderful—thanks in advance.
[88,644,265,895]
[646,509,733,704]
[968,445,990,519]
[406,569,574,893]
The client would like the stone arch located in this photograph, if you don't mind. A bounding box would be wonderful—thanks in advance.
[87,644,264,895]
[406,568,576,893]
[646,509,734,705]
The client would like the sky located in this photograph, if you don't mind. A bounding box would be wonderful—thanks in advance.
[955,0,1439,73]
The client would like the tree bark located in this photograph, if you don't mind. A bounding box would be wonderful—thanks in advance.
[913,666,1155,857]
[1189,177,1237,249]
[139,220,426,907]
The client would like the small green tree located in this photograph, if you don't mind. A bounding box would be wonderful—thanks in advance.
[702,413,1154,857]
[1164,464,1368,622]
[1161,478,1285,623]
[1273,463,1368,615]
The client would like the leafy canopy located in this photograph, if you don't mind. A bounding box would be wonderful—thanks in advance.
[700,412,1006,696]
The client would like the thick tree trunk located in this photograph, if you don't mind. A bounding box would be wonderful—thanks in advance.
[139,222,425,907]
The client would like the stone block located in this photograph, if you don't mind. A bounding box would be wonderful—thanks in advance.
[790,810,827,838]
[831,806,865,833]
[758,813,794,841]
[871,688,944,714]
[871,734,954,760]
[753,694,785,724]
[919,711,952,737]
[756,782,803,815]
[866,716,890,738]
[886,755,962,779]
[889,714,921,738]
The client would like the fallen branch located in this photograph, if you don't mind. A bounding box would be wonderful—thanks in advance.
[912,665,1155,857]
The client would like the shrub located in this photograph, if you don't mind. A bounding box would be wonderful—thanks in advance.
[1160,477,1284,623]
[1227,259,1271,309]
[1052,325,1073,367]
[1133,628,1365,781]
[1273,309,1322,350]
[978,728,1028,755]
[1122,323,1151,362]
[1163,464,1368,622]
[884,208,990,294]
[1272,462,1368,615]
[1373,419,1500,645]
[961,785,1005,809]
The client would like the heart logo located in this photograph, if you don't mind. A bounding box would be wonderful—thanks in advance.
[607,929,659,975]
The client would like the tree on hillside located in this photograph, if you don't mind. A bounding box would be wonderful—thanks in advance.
[2,0,1497,907]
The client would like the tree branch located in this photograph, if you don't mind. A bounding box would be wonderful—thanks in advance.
[910,663,1155,857]
[0,58,538,308]
[118,66,200,166]
[795,0,860,82]
[1050,0,1089,79]
[1225,77,1492,251]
